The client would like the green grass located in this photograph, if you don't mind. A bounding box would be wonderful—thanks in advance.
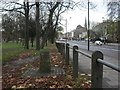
[2,48,25,63]
[2,42,36,63]
[2,42,22,50]
[2,43,55,63]
[2,42,24,63]
[29,50,40,56]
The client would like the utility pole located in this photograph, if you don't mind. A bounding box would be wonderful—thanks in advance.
[66,18,67,44]
[88,0,90,51]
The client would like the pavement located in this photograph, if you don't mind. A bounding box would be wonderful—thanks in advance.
[68,48,119,88]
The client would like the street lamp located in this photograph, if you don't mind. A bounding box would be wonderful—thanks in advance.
[66,18,67,44]
[88,0,90,51]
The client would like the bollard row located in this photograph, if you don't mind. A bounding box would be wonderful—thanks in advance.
[56,42,65,56]
[56,42,119,88]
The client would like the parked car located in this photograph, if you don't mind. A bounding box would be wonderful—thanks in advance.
[95,40,103,45]
[58,38,66,41]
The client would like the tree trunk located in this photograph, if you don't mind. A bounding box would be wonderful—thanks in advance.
[41,36,46,49]
[31,37,34,47]
[35,2,40,50]
[51,36,54,44]
[24,2,29,49]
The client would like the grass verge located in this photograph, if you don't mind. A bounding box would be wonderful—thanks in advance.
[2,48,25,63]
[2,42,22,50]
[29,49,40,56]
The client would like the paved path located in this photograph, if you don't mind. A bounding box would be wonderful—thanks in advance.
[69,48,119,88]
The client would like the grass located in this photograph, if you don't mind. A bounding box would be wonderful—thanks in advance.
[29,50,40,56]
[29,43,57,57]
[2,42,37,63]
[29,46,50,56]
[2,42,25,63]
[2,48,25,63]
[2,42,22,50]
[2,42,55,63]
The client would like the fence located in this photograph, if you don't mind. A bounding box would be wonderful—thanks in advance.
[56,42,120,88]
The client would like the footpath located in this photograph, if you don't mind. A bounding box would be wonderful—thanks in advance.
[69,48,119,88]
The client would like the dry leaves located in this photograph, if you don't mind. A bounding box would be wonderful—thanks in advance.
[2,45,91,89]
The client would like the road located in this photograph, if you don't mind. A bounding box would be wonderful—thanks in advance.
[68,40,119,59]
[56,40,119,88]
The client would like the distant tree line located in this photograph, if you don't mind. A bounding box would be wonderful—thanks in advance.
[1,0,77,50]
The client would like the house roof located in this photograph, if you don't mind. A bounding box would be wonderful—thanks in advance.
[70,25,87,33]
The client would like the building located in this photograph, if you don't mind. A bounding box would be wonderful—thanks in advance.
[69,25,87,39]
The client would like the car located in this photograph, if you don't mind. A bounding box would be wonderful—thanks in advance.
[56,38,66,41]
[95,40,103,45]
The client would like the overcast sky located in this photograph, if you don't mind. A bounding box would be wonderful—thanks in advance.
[61,0,108,33]
[0,0,109,33]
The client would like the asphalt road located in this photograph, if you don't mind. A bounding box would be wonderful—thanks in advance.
[68,40,119,59]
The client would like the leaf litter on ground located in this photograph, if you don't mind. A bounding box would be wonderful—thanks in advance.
[2,45,91,88]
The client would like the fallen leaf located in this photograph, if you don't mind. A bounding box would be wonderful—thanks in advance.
[35,79,44,82]
[55,65,58,67]
[52,76,57,79]
[17,86,25,89]
[88,74,91,76]
[66,85,72,88]
[81,74,85,76]
[50,85,56,88]
[12,85,17,89]
[81,84,84,86]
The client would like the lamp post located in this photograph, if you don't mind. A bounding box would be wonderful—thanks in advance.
[88,0,90,51]
[66,18,67,44]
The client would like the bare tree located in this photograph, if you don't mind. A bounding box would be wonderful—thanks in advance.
[1,1,35,49]
[24,1,29,49]
[35,1,40,50]
[107,1,120,20]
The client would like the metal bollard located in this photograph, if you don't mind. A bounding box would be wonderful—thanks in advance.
[66,43,69,65]
[91,51,103,88]
[73,45,78,78]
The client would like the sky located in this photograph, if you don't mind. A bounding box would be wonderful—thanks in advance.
[61,0,108,33]
[0,0,109,32]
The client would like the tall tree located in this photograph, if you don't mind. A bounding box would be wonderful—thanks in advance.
[41,2,61,48]
[29,17,36,47]
[1,1,34,49]
[35,1,40,50]
[107,1,120,20]
[107,1,120,42]
[24,1,29,49]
